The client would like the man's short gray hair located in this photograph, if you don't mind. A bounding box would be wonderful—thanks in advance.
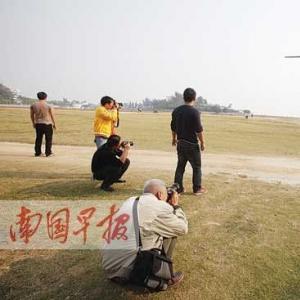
[143,179,166,194]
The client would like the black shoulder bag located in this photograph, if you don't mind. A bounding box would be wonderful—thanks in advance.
[130,197,174,290]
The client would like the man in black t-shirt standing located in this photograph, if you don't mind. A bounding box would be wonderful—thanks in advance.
[91,135,130,192]
[170,88,207,195]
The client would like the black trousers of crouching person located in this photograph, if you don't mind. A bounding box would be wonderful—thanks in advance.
[35,124,53,156]
[94,158,130,188]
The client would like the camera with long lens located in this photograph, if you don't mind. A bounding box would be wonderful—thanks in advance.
[167,183,180,203]
[121,141,134,147]
[113,100,123,108]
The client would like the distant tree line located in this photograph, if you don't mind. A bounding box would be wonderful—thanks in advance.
[0,83,37,105]
[0,83,251,114]
[124,92,244,114]
[0,83,16,104]
[0,84,89,107]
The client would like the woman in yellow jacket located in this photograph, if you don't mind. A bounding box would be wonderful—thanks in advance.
[94,96,118,148]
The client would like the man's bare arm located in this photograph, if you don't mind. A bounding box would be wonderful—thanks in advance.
[197,131,205,151]
[49,108,56,129]
[172,131,177,146]
[30,107,35,128]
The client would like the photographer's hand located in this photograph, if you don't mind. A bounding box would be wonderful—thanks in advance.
[119,143,130,163]
[112,101,119,110]
[123,143,131,150]
[198,132,205,151]
[169,191,179,206]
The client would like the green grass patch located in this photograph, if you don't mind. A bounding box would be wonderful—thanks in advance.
[0,107,299,299]
[0,163,299,299]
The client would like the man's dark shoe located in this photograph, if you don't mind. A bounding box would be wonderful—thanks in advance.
[34,154,42,157]
[46,153,55,157]
[193,187,207,196]
[101,186,114,192]
[168,272,184,287]
[111,277,128,285]
[177,187,185,194]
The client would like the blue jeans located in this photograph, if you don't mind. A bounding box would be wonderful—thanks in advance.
[94,136,108,149]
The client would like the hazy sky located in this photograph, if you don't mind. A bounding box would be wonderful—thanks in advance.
[1,0,300,116]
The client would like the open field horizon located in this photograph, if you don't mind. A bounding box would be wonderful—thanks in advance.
[2,103,300,119]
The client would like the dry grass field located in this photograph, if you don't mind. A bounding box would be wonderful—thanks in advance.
[1,107,300,156]
[0,107,299,300]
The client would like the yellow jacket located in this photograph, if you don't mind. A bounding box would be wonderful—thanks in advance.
[94,106,118,137]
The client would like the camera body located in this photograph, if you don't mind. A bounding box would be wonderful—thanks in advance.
[167,183,180,203]
[121,141,134,147]
[113,100,123,108]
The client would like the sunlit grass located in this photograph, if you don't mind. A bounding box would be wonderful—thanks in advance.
[1,107,300,156]
[0,107,299,299]
[0,158,299,299]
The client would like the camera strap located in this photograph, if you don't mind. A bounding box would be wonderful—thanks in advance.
[132,197,142,249]
[132,196,167,256]
[115,110,120,128]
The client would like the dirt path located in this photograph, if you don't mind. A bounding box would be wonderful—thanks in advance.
[0,142,299,185]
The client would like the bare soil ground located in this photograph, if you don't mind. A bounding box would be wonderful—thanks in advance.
[1,142,299,186]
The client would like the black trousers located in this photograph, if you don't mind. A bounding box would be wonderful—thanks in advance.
[94,159,130,188]
[174,140,202,192]
[35,124,53,156]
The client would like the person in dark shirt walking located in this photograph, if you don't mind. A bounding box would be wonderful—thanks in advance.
[170,88,207,195]
[91,135,130,192]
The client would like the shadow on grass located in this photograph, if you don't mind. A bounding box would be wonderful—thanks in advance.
[0,250,148,300]
[10,179,142,200]
[0,153,45,158]
[0,171,90,180]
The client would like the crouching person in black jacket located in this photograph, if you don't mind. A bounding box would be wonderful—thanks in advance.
[91,134,130,192]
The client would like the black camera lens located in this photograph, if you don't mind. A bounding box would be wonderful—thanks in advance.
[166,183,180,202]
[121,141,134,147]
